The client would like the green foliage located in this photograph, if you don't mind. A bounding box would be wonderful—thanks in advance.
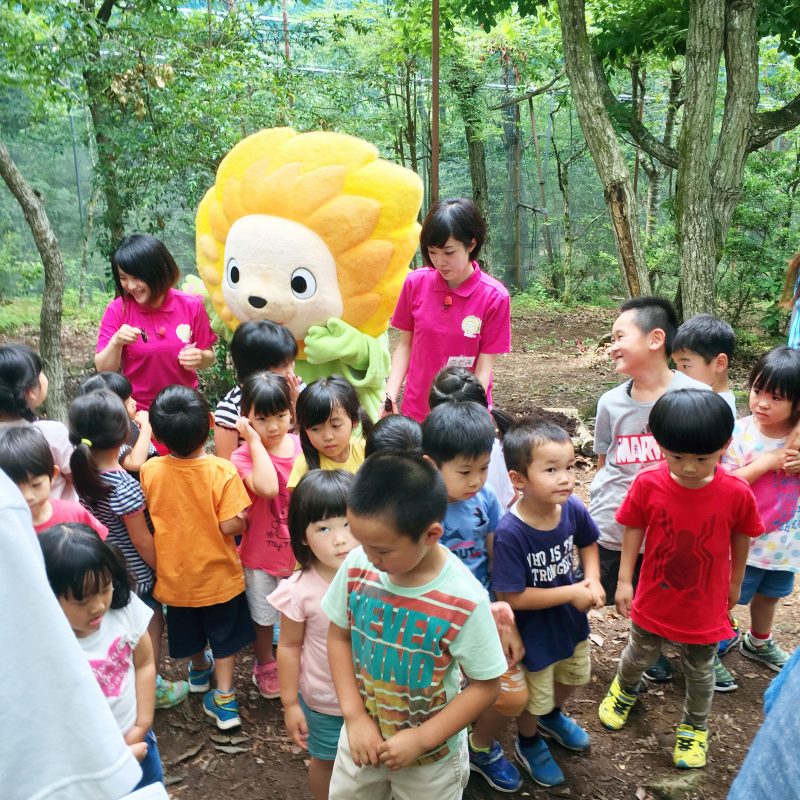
[198,338,236,409]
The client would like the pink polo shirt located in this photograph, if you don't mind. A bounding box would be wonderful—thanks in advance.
[96,289,216,411]
[391,265,511,421]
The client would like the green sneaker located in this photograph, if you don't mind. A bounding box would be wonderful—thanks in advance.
[599,676,637,730]
[713,655,737,692]
[741,632,789,672]
[155,674,190,708]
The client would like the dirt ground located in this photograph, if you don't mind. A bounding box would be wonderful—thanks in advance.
[9,306,798,800]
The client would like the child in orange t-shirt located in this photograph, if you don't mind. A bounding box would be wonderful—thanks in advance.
[141,385,253,731]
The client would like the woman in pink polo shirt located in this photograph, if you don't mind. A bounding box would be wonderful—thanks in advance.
[95,234,216,411]
[386,198,511,422]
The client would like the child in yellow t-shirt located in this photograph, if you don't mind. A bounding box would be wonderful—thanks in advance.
[141,385,252,731]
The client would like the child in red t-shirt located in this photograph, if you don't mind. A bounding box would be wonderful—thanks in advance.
[598,389,763,769]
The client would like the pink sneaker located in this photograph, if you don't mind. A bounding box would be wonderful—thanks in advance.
[252,661,280,699]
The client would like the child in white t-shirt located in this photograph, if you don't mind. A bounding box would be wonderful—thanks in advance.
[39,523,163,790]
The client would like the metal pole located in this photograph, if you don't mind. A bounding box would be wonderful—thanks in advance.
[431,0,439,204]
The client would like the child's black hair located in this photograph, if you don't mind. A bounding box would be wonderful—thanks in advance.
[39,523,132,608]
[78,371,133,402]
[502,419,573,475]
[348,452,447,542]
[0,425,55,483]
[295,376,372,470]
[672,314,736,362]
[420,198,486,265]
[749,347,800,417]
[68,390,131,502]
[149,385,210,456]
[0,343,43,422]
[230,321,298,384]
[111,233,179,301]
[421,399,495,466]
[365,414,423,458]
[240,372,293,419]
[619,295,679,356]
[649,389,734,454]
[428,365,514,437]
[288,469,352,570]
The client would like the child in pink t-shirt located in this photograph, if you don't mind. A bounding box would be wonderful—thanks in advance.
[268,469,357,800]
[0,425,107,539]
[386,198,511,422]
[232,372,301,700]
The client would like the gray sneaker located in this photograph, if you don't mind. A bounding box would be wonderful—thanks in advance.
[713,654,737,692]
[740,632,789,671]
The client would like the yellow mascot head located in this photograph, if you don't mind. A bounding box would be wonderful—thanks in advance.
[195,128,423,348]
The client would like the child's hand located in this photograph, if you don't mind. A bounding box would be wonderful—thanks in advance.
[728,581,743,610]
[377,729,425,771]
[758,448,789,472]
[235,417,262,447]
[784,448,800,474]
[129,741,148,762]
[134,409,150,430]
[286,371,302,405]
[570,583,596,613]
[615,580,633,618]
[584,577,606,608]
[489,601,515,634]
[345,713,384,767]
[283,703,308,750]
[499,624,525,668]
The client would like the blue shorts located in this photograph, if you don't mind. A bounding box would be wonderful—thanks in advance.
[134,729,164,789]
[738,566,796,604]
[299,694,343,761]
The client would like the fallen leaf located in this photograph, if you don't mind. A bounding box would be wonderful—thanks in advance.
[590,632,605,647]
[213,745,249,755]
[636,788,647,800]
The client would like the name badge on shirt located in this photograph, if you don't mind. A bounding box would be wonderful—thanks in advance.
[447,356,476,368]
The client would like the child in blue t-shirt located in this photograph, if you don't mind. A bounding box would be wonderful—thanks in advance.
[322,452,506,799]
[422,400,527,793]
[493,419,605,788]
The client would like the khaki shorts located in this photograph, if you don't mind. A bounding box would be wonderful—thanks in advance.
[523,639,591,716]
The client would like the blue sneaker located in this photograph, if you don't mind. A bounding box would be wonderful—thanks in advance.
[468,736,522,792]
[538,711,591,751]
[514,737,564,787]
[189,652,214,693]
[202,689,241,730]
[718,617,740,657]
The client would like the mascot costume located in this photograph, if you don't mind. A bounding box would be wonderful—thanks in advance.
[193,127,423,419]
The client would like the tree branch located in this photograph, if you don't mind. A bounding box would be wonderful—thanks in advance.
[748,93,800,152]
[593,55,679,168]
[487,71,565,110]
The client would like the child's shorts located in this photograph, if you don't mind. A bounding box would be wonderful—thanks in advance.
[738,566,796,603]
[244,568,281,627]
[166,592,255,659]
[523,639,591,716]
[493,664,529,717]
[298,694,344,761]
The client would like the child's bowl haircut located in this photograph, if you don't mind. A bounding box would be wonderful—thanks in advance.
[421,400,495,466]
[648,389,734,454]
[365,415,423,457]
[240,372,293,419]
[348,452,447,541]
[230,320,298,384]
[749,347,800,410]
[502,419,573,475]
[620,296,679,356]
[673,314,736,362]
[39,522,132,608]
[149,385,210,456]
[78,372,134,402]
[288,469,353,569]
[0,425,55,483]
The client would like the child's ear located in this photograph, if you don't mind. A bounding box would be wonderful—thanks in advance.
[423,521,443,546]
[648,327,666,351]
[422,454,437,468]
[508,469,526,491]
[51,465,60,481]
[714,353,729,373]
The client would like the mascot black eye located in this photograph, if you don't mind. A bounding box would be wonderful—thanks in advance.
[290,268,316,300]
[226,257,240,286]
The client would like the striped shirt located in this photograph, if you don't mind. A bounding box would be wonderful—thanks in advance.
[81,470,155,594]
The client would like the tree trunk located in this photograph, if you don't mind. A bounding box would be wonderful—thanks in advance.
[501,61,521,288]
[556,0,651,297]
[528,97,554,264]
[0,138,67,421]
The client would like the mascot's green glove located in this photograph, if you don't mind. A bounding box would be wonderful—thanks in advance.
[301,318,390,421]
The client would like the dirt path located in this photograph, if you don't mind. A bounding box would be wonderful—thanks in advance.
[6,306,797,799]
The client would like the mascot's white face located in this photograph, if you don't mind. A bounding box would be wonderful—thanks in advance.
[223,214,344,339]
